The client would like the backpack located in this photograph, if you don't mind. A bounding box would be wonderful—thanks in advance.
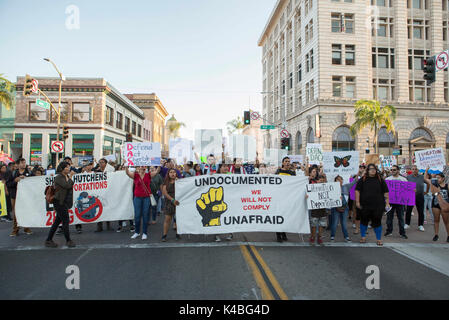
[45,185,56,204]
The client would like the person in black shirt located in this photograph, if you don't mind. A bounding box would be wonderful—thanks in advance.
[275,157,296,242]
[355,163,390,246]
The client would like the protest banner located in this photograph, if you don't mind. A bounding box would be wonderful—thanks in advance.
[124,142,161,166]
[228,135,257,163]
[0,182,7,217]
[306,144,323,165]
[195,129,223,163]
[15,171,134,228]
[386,180,416,206]
[176,175,310,234]
[306,182,342,210]
[380,155,397,170]
[263,149,288,166]
[289,155,304,164]
[349,177,356,200]
[169,138,194,164]
[104,154,117,163]
[323,151,359,178]
[414,147,445,173]
[366,154,380,165]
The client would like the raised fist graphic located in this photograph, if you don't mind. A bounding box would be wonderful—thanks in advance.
[196,187,228,227]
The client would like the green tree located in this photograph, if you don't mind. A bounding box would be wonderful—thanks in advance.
[0,74,15,110]
[167,120,186,138]
[350,99,397,154]
[226,116,247,135]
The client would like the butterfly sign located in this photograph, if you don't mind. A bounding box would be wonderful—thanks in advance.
[323,151,359,178]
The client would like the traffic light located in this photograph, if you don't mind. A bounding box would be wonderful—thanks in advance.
[23,74,33,96]
[125,132,133,142]
[62,125,69,140]
[281,137,290,151]
[244,111,251,125]
[423,57,436,85]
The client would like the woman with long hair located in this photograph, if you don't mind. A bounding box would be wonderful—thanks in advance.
[194,164,203,176]
[355,163,390,246]
[427,172,449,242]
[161,168,180,241]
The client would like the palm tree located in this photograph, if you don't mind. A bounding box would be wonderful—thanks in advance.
[226,116,247,135]
[0,74,15,110]
[350,99,397,154]
[166,114,185,138]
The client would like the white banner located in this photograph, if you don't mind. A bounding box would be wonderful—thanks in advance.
[323,151,359,179]
[195,129,223,162]
[176,175,310,234]
[124,142,161,166]
[170,138,194,164]
[15,171,134,228]
[228,135,257,163]
[289,155,304,164]
[306,144,323,165]
[306,182,342,210]
[414,148,445,173]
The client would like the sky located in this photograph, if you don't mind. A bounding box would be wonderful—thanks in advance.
[0,0,275,140]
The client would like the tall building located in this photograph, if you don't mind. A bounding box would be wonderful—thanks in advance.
[259,0,449,163]
[125,93,169,153]
[13,77,146,167]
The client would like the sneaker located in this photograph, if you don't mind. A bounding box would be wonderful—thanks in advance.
[418,226,425,232]
[45,240,58,248]
[345,237,352,242]
[432,235,439,241]
[317,237,324,245]
[411,212,414,216]
[130,226,135,233]
[214,235,221,242]
[384,232,393,237]
[176,234,181,241]
[352,224,356,229]
[330,236,335,242]
[400,234,408,239]
[116,226,122,233]
[24,228,32,235]
[9,230,18,237]
[226,234,233,241]
[161,235,167,242]
[131,233,140,239]
[142,234,148,240]
[404,224,409,230]
[66,240,76,248]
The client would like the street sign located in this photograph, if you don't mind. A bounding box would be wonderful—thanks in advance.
[280,129,290,138]
[392,149,401,156]
[260,125,275,130]
[31,79,38,93]
[36,99,50,110]
[436,50,449,72]
[251,112,261,121]
[51,140,64,153]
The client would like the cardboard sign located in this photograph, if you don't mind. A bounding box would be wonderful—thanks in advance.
[415,148,445,173]
[366,154,380,165]
[124,142,161,166]
[306,182,342,210]
[386,180,416,206]
[380,155,397,170]
[323,151,359,178]
[306,144,323,165]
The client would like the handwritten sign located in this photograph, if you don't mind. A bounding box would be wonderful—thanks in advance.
[289,155,304,164]
[306,182,342,209]
[386,180,416,206]
[306,143,323,165]
[415,147,445,173]
[380,155,397,170]
[323,151,359,178]
[124,142,161,167]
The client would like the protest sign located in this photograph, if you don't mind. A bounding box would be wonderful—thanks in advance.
[176,175,310,234]
[170,138,194,165]
[414,148,445,173]
[289,155,304,164]
[380,155,397,170]
[104,154,117,163]
[263,149,288,166]
[306,144,323,165]
[124,142,161,166]
[0,182,7,217]
[306,182,342,210]
[366,154,380,165]
[385,180,416,206]
[46,169,56,176]
[15,172,134,228]
[195,129,223,163]
[323,151,359,178]
[349,177,356,200]
[228,135,257,163]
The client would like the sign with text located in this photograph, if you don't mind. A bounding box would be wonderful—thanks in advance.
[386,180,416,206]
[415,147,445,173]
[195,129,223,163]
[170,138,194,165]
[228,135,257,163]
[289,155,304,164]
[306,144,323,165]
[380,155,397,170]
[306,182,342,210]
[124,142,161,166]
[323,151,359,178]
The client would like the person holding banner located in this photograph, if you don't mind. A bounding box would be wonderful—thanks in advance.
[384,165,408,239]
[427,172,449,242]
[94,159,114,232]
[126,166,152,240]
[355,164,390,246]
[161,168,181,242]
[45,162,76,248]
[275,156,296,242]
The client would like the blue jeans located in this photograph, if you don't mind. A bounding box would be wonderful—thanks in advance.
[149,194,160,222]
[133,197,150,235]
[424,193,434,222]
[330,207,349,238]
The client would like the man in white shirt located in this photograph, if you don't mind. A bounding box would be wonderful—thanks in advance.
[385,165,407,238]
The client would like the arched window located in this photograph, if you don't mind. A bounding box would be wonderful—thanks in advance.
[332,126,355,151]
[296,131,302,153]
[410,128,433,141]
[378,127,395,155]
[307,128,314,144]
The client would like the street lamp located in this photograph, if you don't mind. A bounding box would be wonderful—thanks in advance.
[43,58,65,164]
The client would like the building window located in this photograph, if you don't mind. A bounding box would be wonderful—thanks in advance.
[105,106,114,126]
[378,127,395,155]
[310,49,314,70]
[344,14,354,33]
[282,80,286,95]
[409,80,430,102]
[116,112,123,129]
[346,77,356,98]
[345,45,355,65]
[373,79,395,101]
[333,76,343,97]
[132,121,137,135]
[296,131,303,153]
[306,53,310,72]
[296,89,303,109]
[408,49,430,70]
[289,73,293,89]
[408,19,429,40]
[137,124,142,138]
[307,128,314,143]
[51,103,69,123]
[332,44,342,65]
[372,47,395,69]
[297,63,302,82]
[332,126,355,151]
[331,13,342,33]
[72,103,91,122]
[125,117,130,132]
[30,134,43,166]
[29,102,48,121]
